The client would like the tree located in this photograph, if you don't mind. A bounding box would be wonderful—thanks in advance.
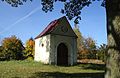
[0,46,4,60]
[24,37,35,60]
[2,0,120,77]
[0,46,3,53]
[73,25,97,59]
[1,35,24,60]
[97,44,107,62]
[84,37,97,59]
[78,37,97,59]
[73,24,83,46]
[73,24,84,59]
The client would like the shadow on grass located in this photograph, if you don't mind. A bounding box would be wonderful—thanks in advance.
[30,72,104,78]
[78,63,105,70]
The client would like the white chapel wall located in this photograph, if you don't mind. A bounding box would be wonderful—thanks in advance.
[34,35,51,64]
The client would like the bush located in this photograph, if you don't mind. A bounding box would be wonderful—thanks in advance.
[1,35,25,60]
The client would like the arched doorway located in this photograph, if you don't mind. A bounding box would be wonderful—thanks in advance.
[57,43,68,66]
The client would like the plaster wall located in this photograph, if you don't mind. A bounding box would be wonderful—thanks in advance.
[34,35,51,64]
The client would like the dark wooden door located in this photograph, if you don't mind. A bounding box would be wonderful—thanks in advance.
[57,43,68,66]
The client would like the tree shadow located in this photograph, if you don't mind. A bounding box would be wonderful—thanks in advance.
[78,63,105,70]
[30,72,104,78]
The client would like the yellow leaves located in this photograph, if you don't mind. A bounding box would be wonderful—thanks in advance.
[1,35,24,60]
[2,36,23,50]
[24,38,35,59]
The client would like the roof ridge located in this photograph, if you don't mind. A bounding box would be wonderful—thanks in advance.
[40,20,58,36]
[35,16,66,39]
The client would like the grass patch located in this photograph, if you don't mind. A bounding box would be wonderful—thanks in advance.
[0,60,105,78]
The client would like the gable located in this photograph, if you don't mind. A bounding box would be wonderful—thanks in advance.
[51,17,77,38]
[35,16,77,39]
[35,20,58,39]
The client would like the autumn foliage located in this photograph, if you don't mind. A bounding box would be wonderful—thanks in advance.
[0,36,24,60]
[24,38,35,60]
[74,26,106,62]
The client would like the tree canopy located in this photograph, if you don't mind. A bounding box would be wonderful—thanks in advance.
[73,24,98,60]
[2,0,105,23]
[24,37,35,60]
[1,35,24,60]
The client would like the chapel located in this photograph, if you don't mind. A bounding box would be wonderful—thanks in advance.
[34,16,77,66]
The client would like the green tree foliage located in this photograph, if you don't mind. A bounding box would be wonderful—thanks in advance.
[3,0,120,77]
[2,0,105,24]
[78,37,97,59]
[73,24,84,60]
[24,38,35,60]
[0,46,5,60]
[74,26,97,60]
[0,46,3,53]
[97,44,107,62]
[74,24,84,46]
[1,35,24,60]
[1,0,33,7]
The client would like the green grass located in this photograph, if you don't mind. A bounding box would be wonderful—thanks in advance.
[0,60,105,78]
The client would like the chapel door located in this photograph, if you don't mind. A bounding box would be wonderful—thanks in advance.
[57,43,68,66]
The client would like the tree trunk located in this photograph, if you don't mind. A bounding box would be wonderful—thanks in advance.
[105,0,120,78]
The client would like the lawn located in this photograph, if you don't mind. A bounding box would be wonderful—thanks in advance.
[0,60,105,78]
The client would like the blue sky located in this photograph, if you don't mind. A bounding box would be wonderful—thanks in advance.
[0,1,106,46]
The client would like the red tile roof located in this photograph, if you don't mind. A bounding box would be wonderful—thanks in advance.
[35,16,78,39]
[35,17,61,39]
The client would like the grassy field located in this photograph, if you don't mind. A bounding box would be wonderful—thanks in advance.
[0,60,105,78]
